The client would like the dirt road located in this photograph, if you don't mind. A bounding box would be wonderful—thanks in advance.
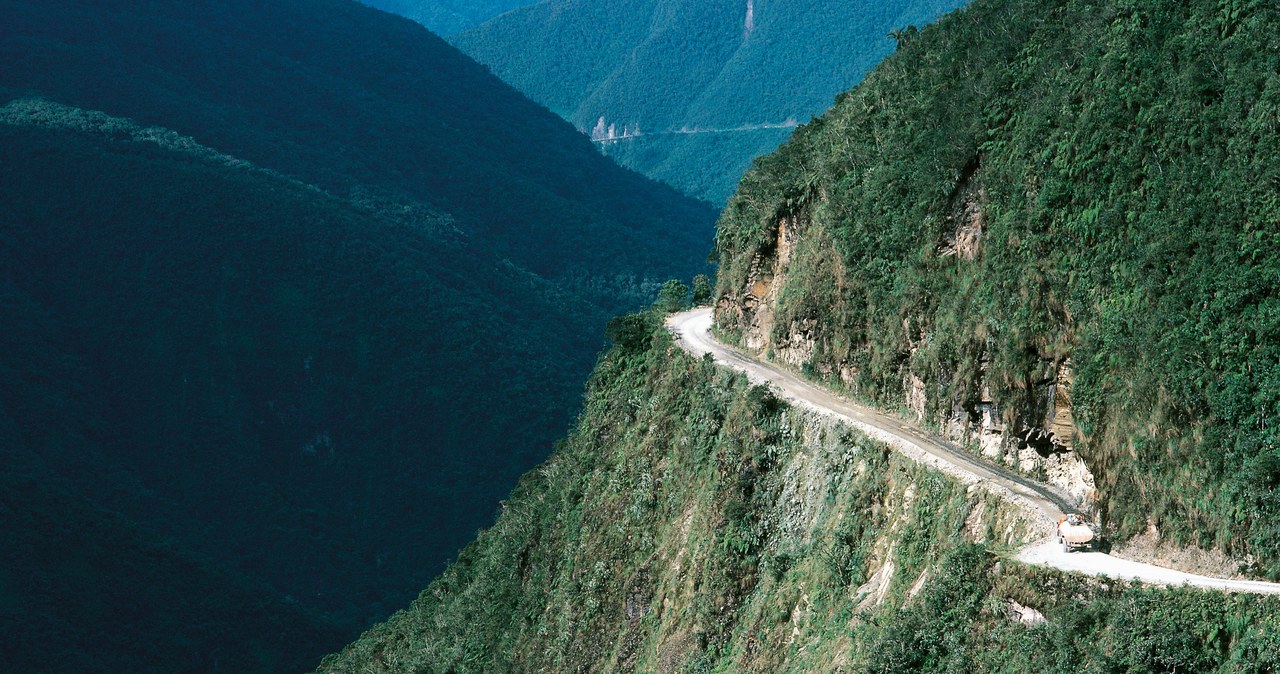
[667,308,1280,594]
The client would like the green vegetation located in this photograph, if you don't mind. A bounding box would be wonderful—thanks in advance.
[692,274,715,306]
[314,0,1280,669]
[317,320,1280,673]
[357,0,536,35]
[716,0,1280,573]
[0,0,714,666]
[453,0,967,203]
[853,548,1280,674]
[656,279,692,313]
[0,471,346,673]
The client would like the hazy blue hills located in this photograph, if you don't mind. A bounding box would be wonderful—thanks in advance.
[0,0,715,668]
[453,0,968,203]
[357,0,537,35]
[3,0,714,293]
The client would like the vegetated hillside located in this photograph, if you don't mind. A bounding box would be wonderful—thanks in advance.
[2,0,714,297]
[715,0,1280,574]
[0,0,714,664]
[454,0,966,203]
[0,105,598,666]
[317,317,1280,674]
[0,470,346,673]
[357,0,536,35]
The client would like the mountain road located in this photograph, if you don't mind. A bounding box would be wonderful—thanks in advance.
[667,307,1280,594]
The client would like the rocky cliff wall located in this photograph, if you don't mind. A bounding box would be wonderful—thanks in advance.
[717,210,1098,510]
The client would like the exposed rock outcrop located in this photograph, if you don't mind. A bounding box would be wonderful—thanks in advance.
[718,200,1097,513]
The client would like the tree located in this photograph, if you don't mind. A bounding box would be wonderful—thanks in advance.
[655,279,690,313]
[606,312,657,353]
[888,25,918,50]
[691,274,713,306]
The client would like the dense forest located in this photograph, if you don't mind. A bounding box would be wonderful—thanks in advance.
[357,0,536,35]
[453,0,967,202]
[3,0,713,294]
[715,0,1280,574]
[0,0,714,668]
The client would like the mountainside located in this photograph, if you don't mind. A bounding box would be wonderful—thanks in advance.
[1,0,714,667]
[318,321,1280,673]
[715,0,1280,574]
[357,0,536,35]
[453,0,967,203]
[1,468,346,673]
[3,0,713,292]
[314,0,1280,671]
[0,102,591,666]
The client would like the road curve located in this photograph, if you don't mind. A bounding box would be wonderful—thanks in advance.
[667,308,1280,594]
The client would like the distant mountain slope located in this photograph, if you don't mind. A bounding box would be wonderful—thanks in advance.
[1,469,346,673]
[358,0,537,35]
[454,0,966,202]
[2,0,714,291]
[0,0,715,667]
[0,104,598,663]
[715,0,1280,574]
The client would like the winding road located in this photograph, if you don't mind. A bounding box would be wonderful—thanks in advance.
[668,308,1280,594]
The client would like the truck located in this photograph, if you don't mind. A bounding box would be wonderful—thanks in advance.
[1056,513,1097,552]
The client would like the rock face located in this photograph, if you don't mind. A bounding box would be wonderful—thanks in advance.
[719,216,801,354]
[959,358,1095,506]
[718,208,1098,510]
[1006,600,1048,627]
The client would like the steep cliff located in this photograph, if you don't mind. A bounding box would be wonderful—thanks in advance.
[716,0,1280,574]
[311,0,1280,669]
[318,320,1280,673]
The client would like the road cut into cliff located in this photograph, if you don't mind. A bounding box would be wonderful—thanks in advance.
[668,307,1280,595]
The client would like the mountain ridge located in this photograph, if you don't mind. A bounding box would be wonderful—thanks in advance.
[1,0,715,666]
[317,0,1280,670]
[453,0,968,202]
[715,0,1280,575]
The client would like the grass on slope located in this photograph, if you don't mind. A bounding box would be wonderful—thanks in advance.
[317,313,1280,673]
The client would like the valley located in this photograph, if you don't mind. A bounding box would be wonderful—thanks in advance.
[452,0,968,203]
[4,0,1279,671]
